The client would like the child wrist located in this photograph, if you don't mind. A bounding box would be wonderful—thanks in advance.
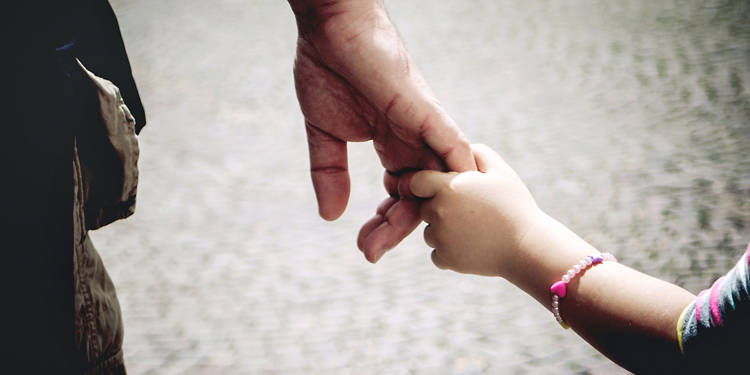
[550,253,617,329]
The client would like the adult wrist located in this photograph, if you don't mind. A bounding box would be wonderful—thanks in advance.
[288,0,384,32]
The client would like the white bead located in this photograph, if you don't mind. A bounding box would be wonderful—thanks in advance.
[585,257,593,266]
[573,265,581,273]
[552,295,559,302]
[579,260,587,268]
[552,301,559,307]
[553,306,559,313]
[562,275,570,283]
[567,270,575,278]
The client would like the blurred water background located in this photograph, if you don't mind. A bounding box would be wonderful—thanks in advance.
[91,0,750,373]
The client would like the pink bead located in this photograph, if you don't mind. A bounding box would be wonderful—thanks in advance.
[551,253,617,331]
[551,281,567,298]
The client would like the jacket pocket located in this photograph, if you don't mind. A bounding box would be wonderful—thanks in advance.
[74,58,139,231]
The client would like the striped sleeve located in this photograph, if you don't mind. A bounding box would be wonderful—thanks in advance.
[677,242,750,368]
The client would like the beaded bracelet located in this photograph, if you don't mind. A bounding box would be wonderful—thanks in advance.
[550,253,617,329]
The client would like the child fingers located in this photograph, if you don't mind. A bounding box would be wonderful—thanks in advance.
[410,170,453,198]
[422,223,439,249]
[424,225,453,271]
[471,144,505,173]
[430,249,450,270]
[421,216,450,270]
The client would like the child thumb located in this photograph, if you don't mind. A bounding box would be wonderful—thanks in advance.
[410,170,452,198]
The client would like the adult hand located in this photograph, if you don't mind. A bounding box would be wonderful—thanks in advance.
[289,0,475,263]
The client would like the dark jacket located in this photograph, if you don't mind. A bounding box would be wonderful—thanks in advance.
[0,1,144,373]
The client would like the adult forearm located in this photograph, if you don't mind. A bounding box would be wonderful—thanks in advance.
[511,214,696,373]
[288,0,382,22]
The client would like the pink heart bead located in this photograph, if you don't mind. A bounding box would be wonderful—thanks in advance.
[551,281,567,298]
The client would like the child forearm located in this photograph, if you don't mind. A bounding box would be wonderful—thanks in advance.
[410,145,701,372]
[511,214,696,373]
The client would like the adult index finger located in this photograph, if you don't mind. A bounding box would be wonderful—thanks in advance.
[421,108,476,173]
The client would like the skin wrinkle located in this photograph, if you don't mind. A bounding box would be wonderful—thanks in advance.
[342,21,379,46]
[311,166,348,174]
[373,126,434,173]
[308,7,411,121]
[296,55,372,141]
[384,95,420,148]
[417,108,463,165]
[305,121,347,160]
[301,5,380,66]
[510,213,543,275]
[383,92,401,120]
[416,114,436,150]
[316,7,361,41]
[374,106,442,174]
[413,123,447,171]
[290,1,346,33]
[370,122,390,160]
[346,84,376,137]
[296,37,381,143]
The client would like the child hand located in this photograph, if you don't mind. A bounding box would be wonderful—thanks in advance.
[410,144,543,277]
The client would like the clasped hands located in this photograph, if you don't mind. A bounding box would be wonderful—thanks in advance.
[290,0,475,263]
